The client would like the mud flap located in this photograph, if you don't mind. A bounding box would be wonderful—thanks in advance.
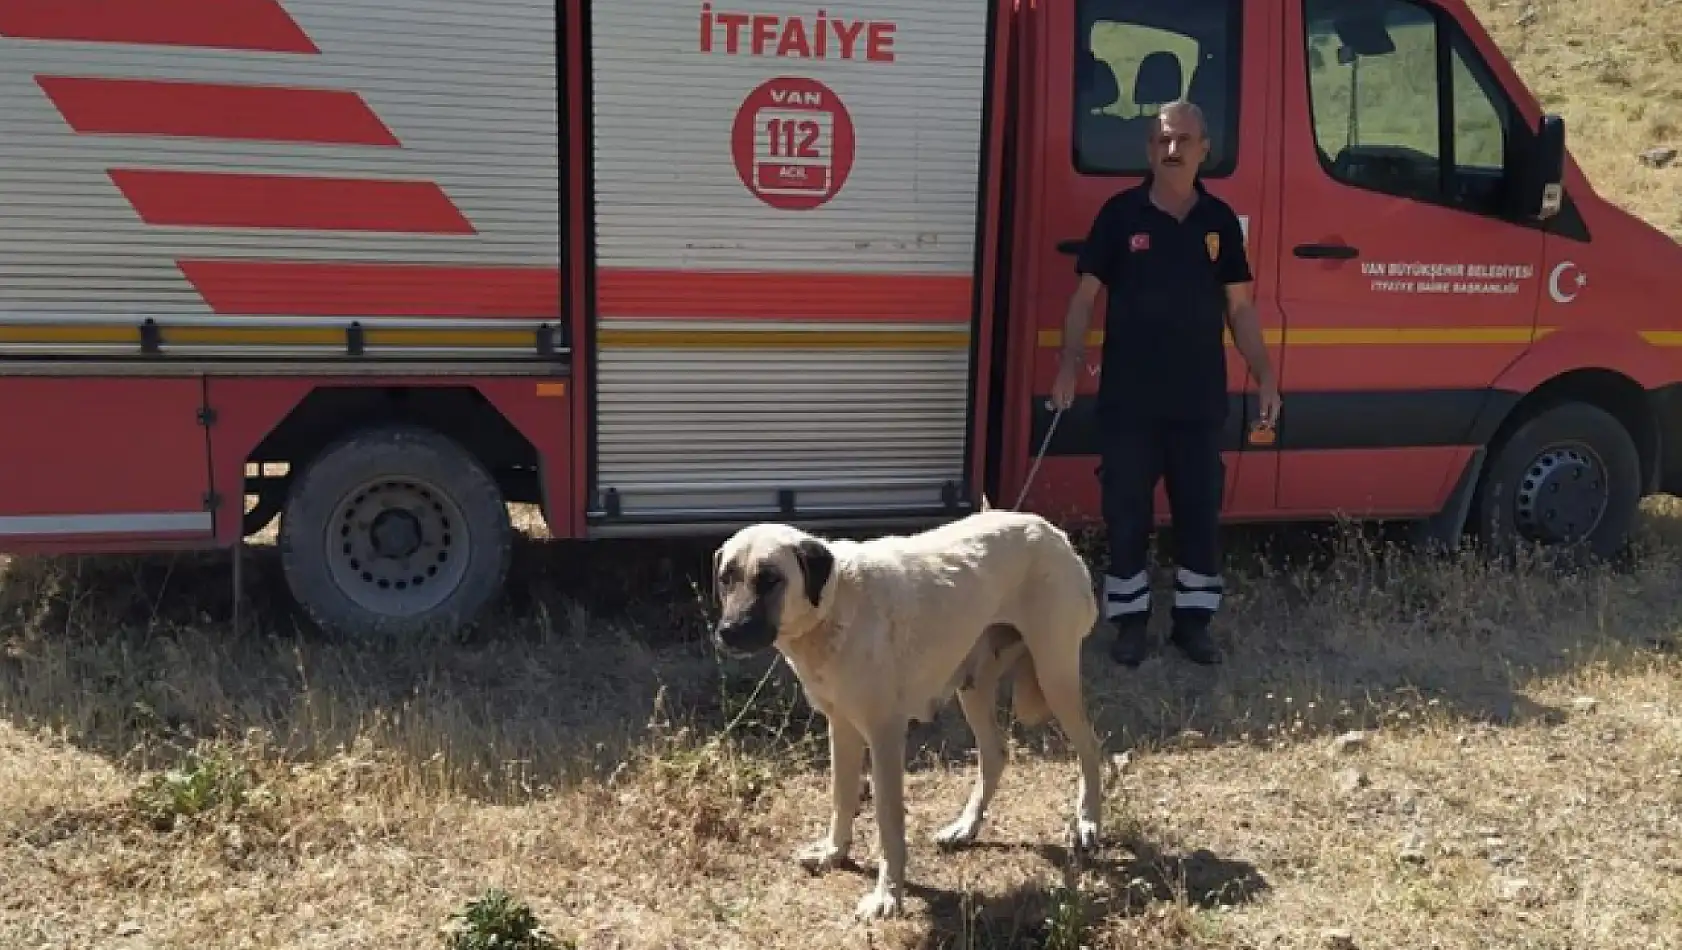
[1409,446,1487,553]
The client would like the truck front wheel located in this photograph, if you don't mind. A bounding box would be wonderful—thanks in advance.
[278,425,513,640]
[1474,401,1642,562]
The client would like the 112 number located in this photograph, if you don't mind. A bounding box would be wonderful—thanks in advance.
[765,118,821,158]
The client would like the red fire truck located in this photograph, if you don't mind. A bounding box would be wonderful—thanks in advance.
[2,0,1678,637]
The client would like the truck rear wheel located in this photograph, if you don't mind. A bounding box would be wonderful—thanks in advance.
[278,425,513,640]
[1474,401,1641,562]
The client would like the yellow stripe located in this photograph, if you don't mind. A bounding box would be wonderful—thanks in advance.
[1037,326,1550,348]
[1640,331,1682,347]
[0,325,136,344]
[0,325,539,348]
[597,328,972,350]
[364,328,532,347]
[1287,327,1542,345]
[167,326,342,346]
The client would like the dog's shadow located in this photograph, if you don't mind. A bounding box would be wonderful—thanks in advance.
[833,832,1270,946]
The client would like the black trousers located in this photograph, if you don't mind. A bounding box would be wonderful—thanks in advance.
[1097,416,1225,630]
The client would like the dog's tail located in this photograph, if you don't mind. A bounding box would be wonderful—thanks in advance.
[1010,652,1052,727]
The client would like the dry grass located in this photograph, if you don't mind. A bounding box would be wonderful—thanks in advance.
[5,4,1682,949]
[2,501,1681,950]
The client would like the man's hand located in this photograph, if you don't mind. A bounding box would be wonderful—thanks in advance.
[1051,359,1080,410]
[1223,281,1280,426]
[1257,377,1281,427]
[1052,274,1104,411]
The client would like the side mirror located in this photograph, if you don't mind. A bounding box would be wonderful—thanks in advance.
[1332,14,1397,57]
[1532,114,1565,220]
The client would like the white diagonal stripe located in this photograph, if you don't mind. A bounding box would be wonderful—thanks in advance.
[1175,566,1222,589]
[1173,590,1222,611]
[1105,571,1150,596]
[1106,594,1150,617]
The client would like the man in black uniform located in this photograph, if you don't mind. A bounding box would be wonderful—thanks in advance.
[1050,100,1279,667]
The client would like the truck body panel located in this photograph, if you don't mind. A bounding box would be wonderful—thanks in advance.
[0,376,213,544]
[0,0,565,359]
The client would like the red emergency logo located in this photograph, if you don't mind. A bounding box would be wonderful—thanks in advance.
[730,75,856,211]
[1129,232,1151,252]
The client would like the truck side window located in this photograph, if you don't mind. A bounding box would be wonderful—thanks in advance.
[1448,31,1511,209]
[1303,0,1518,216]
[1073,0,1241,177]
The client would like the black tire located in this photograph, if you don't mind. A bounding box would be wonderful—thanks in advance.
[278,424,513,640]
[1473,401,1642,563]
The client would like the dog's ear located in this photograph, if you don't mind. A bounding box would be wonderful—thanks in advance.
[711,546,724,602]
[792,536,834,608]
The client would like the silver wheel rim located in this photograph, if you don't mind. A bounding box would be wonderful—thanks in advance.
[324,475,470,618]
[1513,443,1609,545]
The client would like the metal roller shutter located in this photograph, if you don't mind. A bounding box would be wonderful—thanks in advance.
[589,0,993,519]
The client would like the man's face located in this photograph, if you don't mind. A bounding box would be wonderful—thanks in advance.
[1146,110,1209,183]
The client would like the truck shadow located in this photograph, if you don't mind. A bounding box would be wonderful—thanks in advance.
[0,504,1677,802]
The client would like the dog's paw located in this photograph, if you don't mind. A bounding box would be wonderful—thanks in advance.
[855,885,905,920]
[794,839,849,873]
[1070,818,1101,852]
[933,815,982,848]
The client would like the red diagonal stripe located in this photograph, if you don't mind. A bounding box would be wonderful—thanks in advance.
[38,77,398,146]
[178,261,562,318]
[110,170,475,234]
[0,0,317,52]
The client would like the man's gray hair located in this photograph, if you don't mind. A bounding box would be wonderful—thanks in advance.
[1154,99,1208,140]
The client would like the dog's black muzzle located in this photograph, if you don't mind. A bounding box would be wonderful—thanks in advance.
[712,615,777,658]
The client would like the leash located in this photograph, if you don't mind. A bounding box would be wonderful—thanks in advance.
[1010,401,1064,511]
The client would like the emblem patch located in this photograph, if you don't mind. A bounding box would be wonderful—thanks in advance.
[1205,231,1221,261]
[1129,232,1150,252]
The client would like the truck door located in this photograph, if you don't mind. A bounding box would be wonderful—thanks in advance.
[1012,0,1280,524]
[0,378,214,548]
[1273,0,1544,515]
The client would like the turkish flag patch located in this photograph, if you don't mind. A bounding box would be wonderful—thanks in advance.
[1129,232,1151,252]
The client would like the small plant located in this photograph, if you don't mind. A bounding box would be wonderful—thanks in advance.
[129,744,250,831]
[443,888,573,950]
[1041,883,1091,950]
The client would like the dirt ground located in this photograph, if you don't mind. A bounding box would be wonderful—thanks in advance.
[2,497,1680,949]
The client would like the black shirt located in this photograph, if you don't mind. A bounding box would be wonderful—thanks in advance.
[1074,177,1252,424]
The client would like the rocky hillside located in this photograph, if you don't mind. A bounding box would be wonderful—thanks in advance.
[1472,0,1681,236]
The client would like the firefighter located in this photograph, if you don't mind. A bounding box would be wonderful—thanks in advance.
[1049,99,1280,667]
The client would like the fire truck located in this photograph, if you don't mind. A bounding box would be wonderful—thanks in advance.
[2,0,1679,638]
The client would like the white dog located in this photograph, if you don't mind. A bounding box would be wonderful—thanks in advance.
[710,503,1105,919]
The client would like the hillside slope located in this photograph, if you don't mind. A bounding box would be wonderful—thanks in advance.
[1473,0,1682,237]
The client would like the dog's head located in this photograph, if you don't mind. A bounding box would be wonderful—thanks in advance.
[710,523,836,658]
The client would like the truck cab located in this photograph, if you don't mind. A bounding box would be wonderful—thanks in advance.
[1001,0,1682,562]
